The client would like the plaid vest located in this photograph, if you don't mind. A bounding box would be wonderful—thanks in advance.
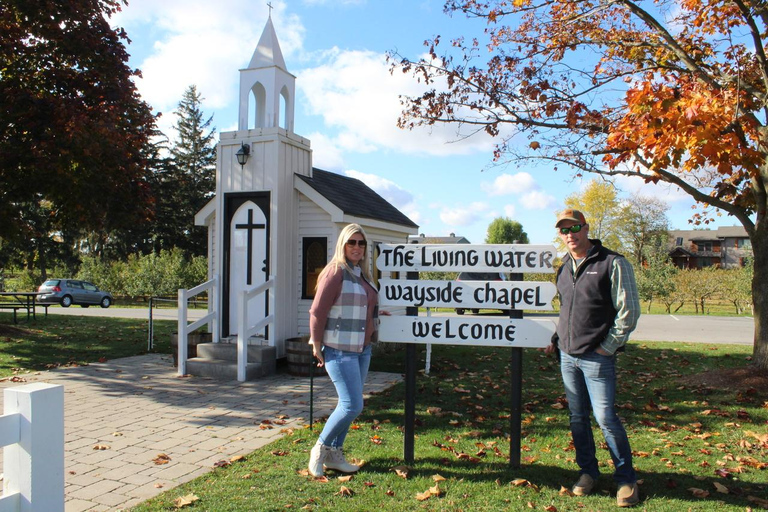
[323,267,375,353]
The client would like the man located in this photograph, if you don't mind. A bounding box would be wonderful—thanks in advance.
[545,208,641,507]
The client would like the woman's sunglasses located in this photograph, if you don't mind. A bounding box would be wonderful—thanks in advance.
[559,224,584,235]
[346,239,367,248]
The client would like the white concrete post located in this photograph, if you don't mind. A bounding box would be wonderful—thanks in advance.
[2,383,64,512]
[178,288,188,376]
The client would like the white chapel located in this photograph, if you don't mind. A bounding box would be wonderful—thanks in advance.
[187,16,418,380]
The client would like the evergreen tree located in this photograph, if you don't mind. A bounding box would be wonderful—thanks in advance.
[156,85,217,255]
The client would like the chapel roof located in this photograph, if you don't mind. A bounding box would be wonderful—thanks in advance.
[297,168,418,228]
[248,16,286,70]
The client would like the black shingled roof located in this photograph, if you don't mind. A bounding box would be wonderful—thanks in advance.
[297,168,417,228]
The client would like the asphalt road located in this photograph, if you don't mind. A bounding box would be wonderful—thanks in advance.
[40,306,754,345]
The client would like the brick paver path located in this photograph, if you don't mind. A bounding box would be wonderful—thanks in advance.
[0,354,402,511]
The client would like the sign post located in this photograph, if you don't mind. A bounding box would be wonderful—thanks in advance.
[376,244,556,468]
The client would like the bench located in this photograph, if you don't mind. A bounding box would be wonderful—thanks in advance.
[0,293,48,324]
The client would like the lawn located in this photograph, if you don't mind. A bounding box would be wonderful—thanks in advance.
[131,341,768,511]
[0,312,175,378]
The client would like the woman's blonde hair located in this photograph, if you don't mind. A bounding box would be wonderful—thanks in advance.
[318,223,372,283]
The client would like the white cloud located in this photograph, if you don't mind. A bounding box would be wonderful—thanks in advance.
[521,190,556,210]
[306,132,345,170]
[297,49,499,157]
[481,172,537,196]
[344,170,422,225]
[440,202,490,226]
[504,204,517,218]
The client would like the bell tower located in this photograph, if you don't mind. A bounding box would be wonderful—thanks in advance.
[238,15,296,133]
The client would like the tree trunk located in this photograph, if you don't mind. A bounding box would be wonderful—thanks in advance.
[752,220,768,370]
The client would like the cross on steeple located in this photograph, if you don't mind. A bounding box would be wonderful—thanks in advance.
[235,209,266,285]
[267,2,273,17]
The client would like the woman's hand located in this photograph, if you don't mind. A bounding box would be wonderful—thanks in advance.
[379,309,391,316]
[311,341,325,367]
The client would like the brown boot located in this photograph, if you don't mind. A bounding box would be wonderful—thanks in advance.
[617,482,639,507]
[572,474,595,496]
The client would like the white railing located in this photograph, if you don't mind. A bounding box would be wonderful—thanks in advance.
[0,383,64,512]
[178,277,219,376]
[237,277,275,381]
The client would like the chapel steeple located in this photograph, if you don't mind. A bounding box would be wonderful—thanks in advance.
[238,16,295,132]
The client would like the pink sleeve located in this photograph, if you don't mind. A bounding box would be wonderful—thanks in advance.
[309,267,342,343]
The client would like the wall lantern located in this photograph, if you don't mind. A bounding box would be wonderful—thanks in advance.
[235,142,250,167]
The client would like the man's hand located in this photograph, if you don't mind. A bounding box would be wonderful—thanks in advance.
[541,344,556,355]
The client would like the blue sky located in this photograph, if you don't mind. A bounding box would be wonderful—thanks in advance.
[111,0,741,245]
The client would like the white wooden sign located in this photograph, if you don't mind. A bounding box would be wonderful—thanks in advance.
[376,244,556,273]
[379,278,556,311]
[379,316,554,348]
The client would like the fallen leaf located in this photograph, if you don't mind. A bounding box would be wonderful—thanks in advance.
[712,482,729,494]
[338,475,353,482]
[432,474,446,482]
[335,486,354,497]
[230,455,245,463]
[173,493,199,508]
[213,459,231,468]
[92,444,110,450]
[510,478,529,487]
[392,465,410,479]
[688,487,710,498]
[544,506,557,512]
[748,495,768,508]
[559,485,575,497]
[385,489,395,496]
[153,453,171,465]
[154,483,164,488]
[271,450,289,456]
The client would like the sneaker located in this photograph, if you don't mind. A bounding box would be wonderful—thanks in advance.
[324,447,360,473]
[617,482,639,507]
[572,474,595,496]
[308,441,330,477]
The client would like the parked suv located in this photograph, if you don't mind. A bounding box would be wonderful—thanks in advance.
[455,272,506,315]
[37,279,113,308]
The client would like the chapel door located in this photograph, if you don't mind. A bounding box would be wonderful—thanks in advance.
[226,197,269,337]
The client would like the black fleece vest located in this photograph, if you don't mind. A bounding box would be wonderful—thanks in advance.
[556,241,621,355]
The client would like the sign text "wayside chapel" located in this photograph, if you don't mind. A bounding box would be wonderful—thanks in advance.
[376,244,556,273]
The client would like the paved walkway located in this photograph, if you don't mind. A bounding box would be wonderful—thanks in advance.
[0,354,402,511]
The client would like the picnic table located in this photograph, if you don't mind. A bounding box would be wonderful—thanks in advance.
[0,292,48,323]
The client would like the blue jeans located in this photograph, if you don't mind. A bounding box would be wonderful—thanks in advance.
[318,345,372,448]
[560,350,636,484]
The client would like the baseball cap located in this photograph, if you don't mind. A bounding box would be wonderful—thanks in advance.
[555,208,587,227]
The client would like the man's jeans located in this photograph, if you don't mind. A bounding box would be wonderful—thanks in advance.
[318,345,372,448]
[560,350,636,484]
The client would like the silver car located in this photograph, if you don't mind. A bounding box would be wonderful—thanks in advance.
[37,279,113,308]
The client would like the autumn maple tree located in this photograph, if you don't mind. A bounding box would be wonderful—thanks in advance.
[0,1,157,249]
[392,0,768,368]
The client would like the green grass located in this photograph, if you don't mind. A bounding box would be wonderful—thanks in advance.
[0,313,175,377]
[131,341,768,511]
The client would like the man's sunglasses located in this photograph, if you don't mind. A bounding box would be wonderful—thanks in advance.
[346,239,367,248]
[559,224,584,235]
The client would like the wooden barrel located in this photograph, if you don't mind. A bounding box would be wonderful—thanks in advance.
[286,336,324,377]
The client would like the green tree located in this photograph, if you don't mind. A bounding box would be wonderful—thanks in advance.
[392,1,768,368]
[558,180,622,252]
[617,194,670,267]
[0,0,157,247]
[485,217,529,244]
[636,254,677,314]
[154,85,216,256]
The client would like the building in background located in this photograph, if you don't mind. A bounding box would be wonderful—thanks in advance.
[668,226,751,269]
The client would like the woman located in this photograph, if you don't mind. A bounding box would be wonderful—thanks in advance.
[307,223,383,477]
